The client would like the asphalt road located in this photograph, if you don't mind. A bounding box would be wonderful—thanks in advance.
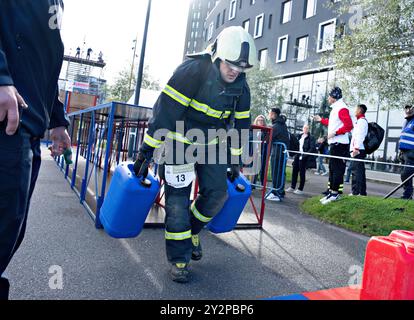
[6,151,403,300]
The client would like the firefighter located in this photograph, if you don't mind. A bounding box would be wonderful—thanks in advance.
[133,26,257,283]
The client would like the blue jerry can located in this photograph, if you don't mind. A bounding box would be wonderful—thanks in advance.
[207,173,252,234]
[100,162,160,238]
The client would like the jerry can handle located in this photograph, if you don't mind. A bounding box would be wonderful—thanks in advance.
[139,176,152,188]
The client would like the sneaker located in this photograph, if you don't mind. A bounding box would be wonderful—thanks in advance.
[314,172,320,176]
[170,263,190,283]
[320,192,331,203]
[294,189,304,195]
[321,172,328,176]
[191,235,202,261]
[286,187,295,193]
[266,193,281,202]
[321,193,341,205]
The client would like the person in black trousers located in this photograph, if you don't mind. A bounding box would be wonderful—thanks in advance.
[350,104,369,196]
[267,108,289,202]
[399,105,414,199]
[287,124,316,195]
[314,87,354,205]
[0,1,70,300]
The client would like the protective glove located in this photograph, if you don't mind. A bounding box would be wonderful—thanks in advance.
[133,146,154,178]
[227,164,240,183]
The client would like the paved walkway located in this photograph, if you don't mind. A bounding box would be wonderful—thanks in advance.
[7,147,405,300]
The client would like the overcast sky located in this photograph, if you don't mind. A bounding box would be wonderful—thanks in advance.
[60,0,191,87]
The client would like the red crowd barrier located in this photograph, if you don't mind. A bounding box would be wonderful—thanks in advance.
[361,230,414,300]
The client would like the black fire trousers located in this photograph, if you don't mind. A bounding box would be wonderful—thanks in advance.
[329,143,350,193]
[160,163,228,265]
[0,127,41,300]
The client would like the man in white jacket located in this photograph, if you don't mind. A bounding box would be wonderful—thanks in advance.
[350,104,369,196]
[314,87,354,204]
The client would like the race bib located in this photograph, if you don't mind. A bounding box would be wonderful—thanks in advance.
[164,164,195,189]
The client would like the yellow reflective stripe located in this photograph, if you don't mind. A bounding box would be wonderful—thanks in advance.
[191,204,213,223]
[144,133,163,149]
[235,111,250,120]
[167,132,219,146]
[163,85,191,107]
[231,147,244,156]
[167,132,192,145]
[165,230,192,241]
[190,100,232,119]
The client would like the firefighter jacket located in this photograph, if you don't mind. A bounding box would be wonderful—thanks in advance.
[142,55,251,165]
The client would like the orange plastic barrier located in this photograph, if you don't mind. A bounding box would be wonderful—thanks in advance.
[361,231,414,300]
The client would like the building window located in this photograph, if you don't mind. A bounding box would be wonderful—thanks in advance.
[268,14,273,29]
[208,22,214,41]
[295,36,309,62]
[259,49,268,70]
[216,13,221,28]
[250,0,256,4]
[281,0,292,24]
[222,9,226,24]
[276,35,289,63]
[305,0,317,19]
[242,19,250,33]
[317,18,336,52]
[254,13,264,39]
[239,0,243,9]
[229,0,237,20]
[337,22,346,39]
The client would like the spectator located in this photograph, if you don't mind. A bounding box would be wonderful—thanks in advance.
[350,104,369,196]
[267,108,289,202]
[86,48,93,60]
[314,87,354,205]
[245,115,266,186]
[0,1,70,300]
[75,46,81,58]
[286,124,317,195]
[398,105,414,200]
[315,136,328,176]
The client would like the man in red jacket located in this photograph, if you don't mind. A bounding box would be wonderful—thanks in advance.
[314,87,354,204]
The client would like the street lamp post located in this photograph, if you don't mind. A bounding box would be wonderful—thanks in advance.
[134,0,152,106]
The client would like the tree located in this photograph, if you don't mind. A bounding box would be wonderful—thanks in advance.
[109,64,161,102]
[328,0,414,108]
[247,67,286,122]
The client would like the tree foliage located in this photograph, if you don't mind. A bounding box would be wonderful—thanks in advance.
[329,0,414,108]
[247,67,286,122]
[109,64,161,102]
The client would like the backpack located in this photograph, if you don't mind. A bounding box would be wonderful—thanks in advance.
[363,122,385,155]
[288,133,300,152]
